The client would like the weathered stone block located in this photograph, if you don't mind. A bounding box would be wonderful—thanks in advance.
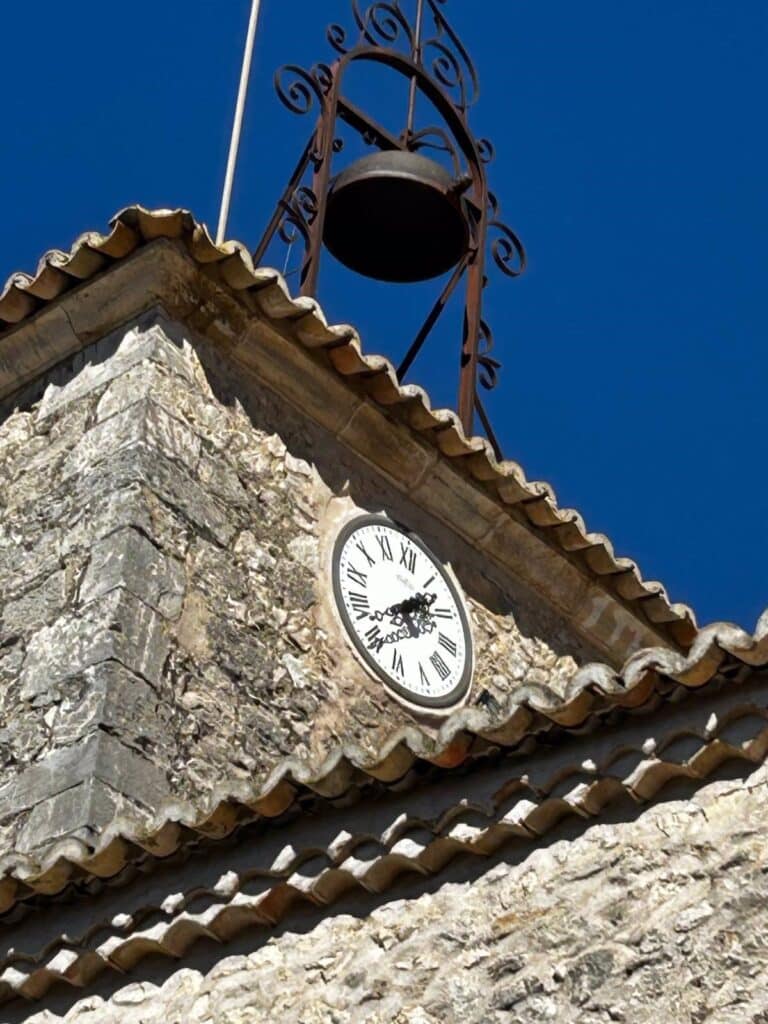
[62,399,201,481]
[16,778,121,854]
[18,589,169,703]
[339,400,437,489]
[94,354,217,434]
[0,570,67,641]
[50,662,172,755]
[0,529,61,601]
[68,446,236,547]
[59,483,191,562]
[0,731,169,822]
[413,459,504,542]
[79,527,185,619]
[35,319,196,423]
[196,450,249,507]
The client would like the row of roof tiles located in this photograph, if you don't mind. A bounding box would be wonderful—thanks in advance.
[2,692,767,1003]
[0,206,696,646]
[0,609,765,917]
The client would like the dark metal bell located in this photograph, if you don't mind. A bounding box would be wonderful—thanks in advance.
[323,151,470,283]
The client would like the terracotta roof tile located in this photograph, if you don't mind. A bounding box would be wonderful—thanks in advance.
[0,609,765,918]
[0,206,696,645]
[2,690,767,1003]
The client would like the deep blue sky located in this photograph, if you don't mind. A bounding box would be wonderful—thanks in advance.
[1,1,765,630]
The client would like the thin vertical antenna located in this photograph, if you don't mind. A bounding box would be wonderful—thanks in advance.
[217,0,263,244]
[405,0,425,144]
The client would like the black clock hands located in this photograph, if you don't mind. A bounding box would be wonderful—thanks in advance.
[367,592,437,623]
[390,592,437,617]
[392,592,437,639]
[365,593,438,650]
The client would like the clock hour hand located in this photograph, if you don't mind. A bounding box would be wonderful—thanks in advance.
[386,592,437,618]
[377,592,438,639]
[400,609,419,638]
[366,593,435,625]
[364,594,438,645]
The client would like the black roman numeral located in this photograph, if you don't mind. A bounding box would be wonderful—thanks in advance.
[419,662,431,692]
[399,542,417,574]
[349,591,370,618]
[365,625,384,652]
[356,542,375,568]
[376,534,393,561]
[430,651,451,682]
[391,649,404,677]
[433,606,453,620]
[438,633,457,658]
[423,575,436,589]
[347,565,367,589]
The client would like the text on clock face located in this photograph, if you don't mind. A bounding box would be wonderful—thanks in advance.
[336,521,469,700]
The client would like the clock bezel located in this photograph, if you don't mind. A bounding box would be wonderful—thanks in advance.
[331,514,474,710]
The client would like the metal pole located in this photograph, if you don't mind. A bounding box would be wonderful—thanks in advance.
[217,0,263,244]
[405,0,425,143]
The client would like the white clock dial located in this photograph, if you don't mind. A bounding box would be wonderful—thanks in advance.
[332,516,473,709]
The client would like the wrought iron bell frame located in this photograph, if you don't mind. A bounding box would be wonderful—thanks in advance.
[253,0,526,456]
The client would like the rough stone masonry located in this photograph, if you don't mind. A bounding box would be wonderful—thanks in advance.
[0,313,590,859]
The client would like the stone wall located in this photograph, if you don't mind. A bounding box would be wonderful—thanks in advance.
[0,313,597,856]
[18,756,768,1023]
[2,307,764,1024]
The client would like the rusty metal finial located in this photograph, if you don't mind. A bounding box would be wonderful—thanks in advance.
[253,0,526,456]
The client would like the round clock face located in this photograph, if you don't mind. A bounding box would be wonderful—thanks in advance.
[332,515,473,709]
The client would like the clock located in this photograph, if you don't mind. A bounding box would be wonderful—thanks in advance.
[331,515,473,709]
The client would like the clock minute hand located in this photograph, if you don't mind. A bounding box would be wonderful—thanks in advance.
[365,596,426,623]
[365,593,437,634]
[400,608,420,639]
[385,593,438,638]
[387,592,437,617]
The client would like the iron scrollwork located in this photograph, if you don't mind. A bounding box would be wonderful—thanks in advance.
[490,221,527,279]
[477,321,501,392]
[277,187,319,248]
[487,194,527,278]
[423,0,480,112]
[274,64,331,117]
[327,23,350,55]
[255,0,527,455]
[329,0,479,115]
[328,1,414,54]
[477,138,495,164]
[354,0,415,49]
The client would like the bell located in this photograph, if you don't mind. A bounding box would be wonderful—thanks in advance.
[323,151,470,283]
